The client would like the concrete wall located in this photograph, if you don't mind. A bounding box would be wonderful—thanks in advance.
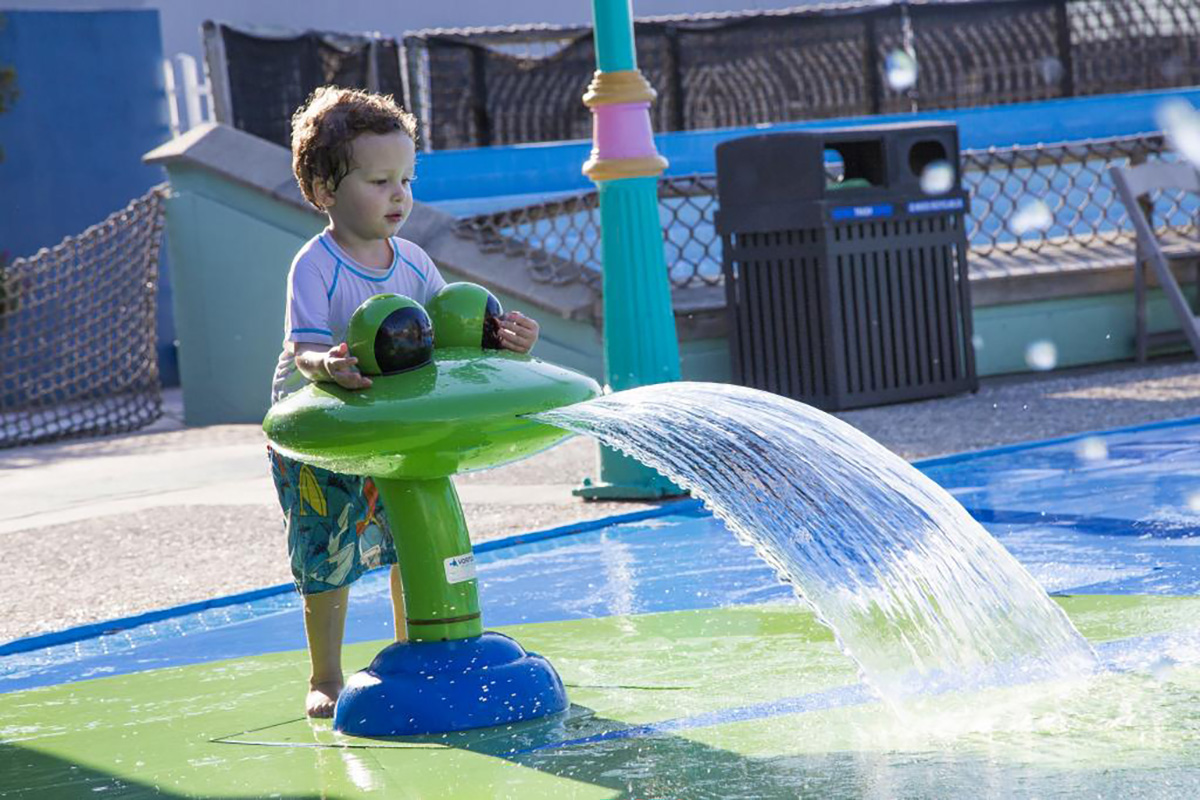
[684,288,1196,387]
[147,123,743,425]
[145,123,595,425]
[156,163,607,425]
[151,128,1192,425]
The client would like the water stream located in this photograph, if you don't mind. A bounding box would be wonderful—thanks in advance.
[535,382,1097,703]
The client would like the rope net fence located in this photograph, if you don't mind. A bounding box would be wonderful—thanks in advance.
[0,185,167,448]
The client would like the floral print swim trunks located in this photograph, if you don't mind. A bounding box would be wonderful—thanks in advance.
[268,447,398,594]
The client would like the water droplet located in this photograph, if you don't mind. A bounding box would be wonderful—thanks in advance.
[1025,340,1058,371]
[1038,57,1063,86]
[1148,654,1177,681]
[919,160,955,195]
[1155,98,1200,168]
[1075,437,1108,463]
[885,49,918,91]
[1161,55,1185,82]
[1010,200,1053,235]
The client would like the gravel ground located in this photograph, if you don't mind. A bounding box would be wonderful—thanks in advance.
[5,495,648,640]
[838,357,1200,459]
[2,432,654,642]
[5,357,1199,643]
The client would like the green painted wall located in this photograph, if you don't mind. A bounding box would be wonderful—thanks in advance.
[972,287,1193,376]
[162,164,1189,425]
[680,291,1192,386]
[162,165,610,425]
[163,177,319,425]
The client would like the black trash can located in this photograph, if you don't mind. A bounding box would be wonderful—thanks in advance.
[715,122,978,411]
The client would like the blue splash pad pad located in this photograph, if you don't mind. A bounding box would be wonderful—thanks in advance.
[6,415,1200,694]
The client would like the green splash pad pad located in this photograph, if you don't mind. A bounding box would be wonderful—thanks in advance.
[4,597,1200,799]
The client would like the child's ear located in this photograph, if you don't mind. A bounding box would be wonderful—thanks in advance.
[312,178,336,210]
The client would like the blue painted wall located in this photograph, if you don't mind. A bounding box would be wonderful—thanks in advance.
[413,87,1200,204]
[0,10,177,382]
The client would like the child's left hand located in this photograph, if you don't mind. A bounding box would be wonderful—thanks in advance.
[497,311,539,354]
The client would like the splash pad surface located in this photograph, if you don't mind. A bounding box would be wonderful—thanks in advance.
[6,416,1200,798]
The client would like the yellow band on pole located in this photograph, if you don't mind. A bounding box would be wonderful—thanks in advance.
[582,154,669,182]
[583,69,658,107]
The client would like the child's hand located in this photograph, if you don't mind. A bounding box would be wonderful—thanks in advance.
[497,311,539,354]
[324,342,373,390]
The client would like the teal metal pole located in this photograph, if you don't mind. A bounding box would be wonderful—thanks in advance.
[592,0,636,71]
[576,0,683,500]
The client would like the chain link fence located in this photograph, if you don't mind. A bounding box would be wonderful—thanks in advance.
[407,0,1200,151]
[452,132,1200,299]
[964,134,1200,274]
[1,186,167,448]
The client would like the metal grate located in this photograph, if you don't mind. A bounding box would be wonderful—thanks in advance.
[726,218,976,407]
[724,229,828,402]
[0,186,167,448]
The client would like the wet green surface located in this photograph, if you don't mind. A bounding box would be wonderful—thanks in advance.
[263,349,600,480]
[4,598,1200,799]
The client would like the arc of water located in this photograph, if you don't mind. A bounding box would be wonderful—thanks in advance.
[535,382,1096,703]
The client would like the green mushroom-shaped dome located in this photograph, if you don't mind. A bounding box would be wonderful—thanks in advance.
[426,282,505,350]
[345,294,434,376]
[264,292,600,480]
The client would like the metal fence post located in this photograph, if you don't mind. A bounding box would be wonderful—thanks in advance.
[470,46,492,148]
[1054,0,1075,98]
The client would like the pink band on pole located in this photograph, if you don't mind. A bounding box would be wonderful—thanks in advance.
[591,102,658,160]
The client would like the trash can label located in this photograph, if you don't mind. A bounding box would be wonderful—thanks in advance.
[907,197,965,215]
[831,203,894,221]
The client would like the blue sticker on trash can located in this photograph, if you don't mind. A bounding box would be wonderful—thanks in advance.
[907,197,965,214]
[831,204,894,221]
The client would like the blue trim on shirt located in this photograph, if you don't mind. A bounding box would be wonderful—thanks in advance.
[393,237,427,281]
[316,236,347,299]
[291,327,333,336]
[316,233,341,263]
[326,262,341,300]
[318,233,396,283]
[339,258,396,282]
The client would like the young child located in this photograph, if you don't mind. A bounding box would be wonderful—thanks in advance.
[269,86,540,717]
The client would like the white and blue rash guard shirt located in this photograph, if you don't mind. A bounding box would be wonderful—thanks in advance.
[270,230,447,403]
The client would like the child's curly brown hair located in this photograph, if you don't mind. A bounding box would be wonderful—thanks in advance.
[290,86,419,209]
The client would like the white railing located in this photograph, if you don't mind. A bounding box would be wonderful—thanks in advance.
[162,53,213,137]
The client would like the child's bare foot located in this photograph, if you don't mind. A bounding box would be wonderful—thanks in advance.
[306,680,343,718]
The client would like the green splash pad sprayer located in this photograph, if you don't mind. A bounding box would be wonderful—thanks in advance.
[263,284,600,736]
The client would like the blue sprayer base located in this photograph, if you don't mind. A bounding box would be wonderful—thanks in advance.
[333,631,569,736]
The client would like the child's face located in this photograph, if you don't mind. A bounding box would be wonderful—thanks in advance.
[319,131,416,242]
